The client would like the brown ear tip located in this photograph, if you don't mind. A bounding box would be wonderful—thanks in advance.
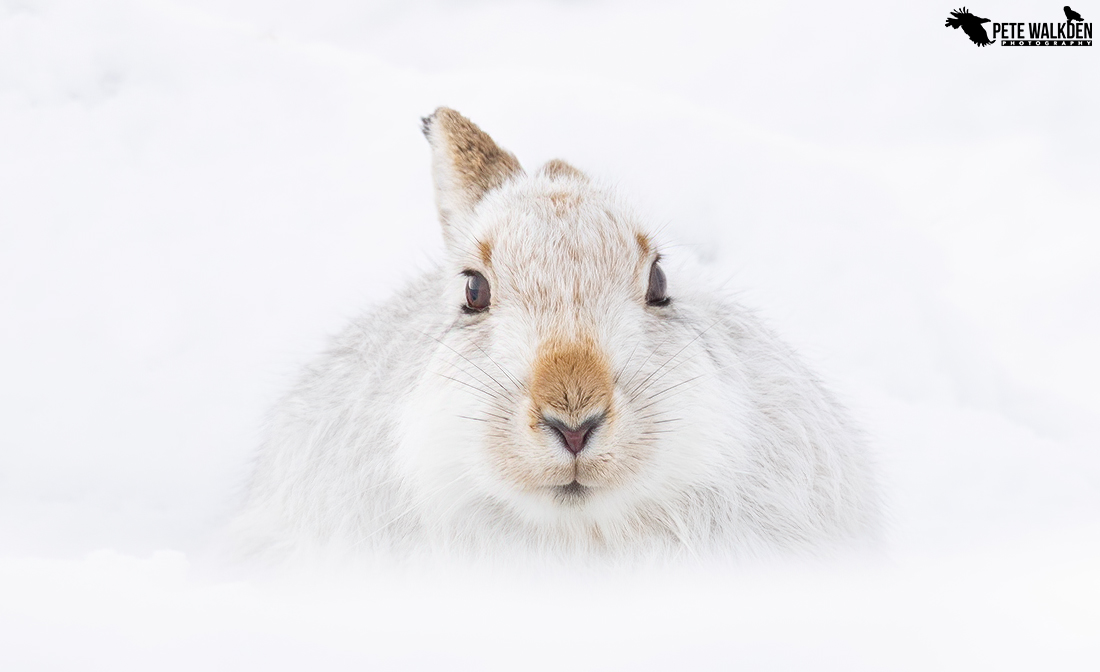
[421,107,462,139]
[539,159,587,181]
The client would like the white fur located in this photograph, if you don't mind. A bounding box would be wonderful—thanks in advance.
[232,114,880,566]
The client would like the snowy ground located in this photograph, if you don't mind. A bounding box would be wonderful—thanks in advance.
[2,0,1098,669]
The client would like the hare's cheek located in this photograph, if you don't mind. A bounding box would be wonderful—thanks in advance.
[574,422,654,484]
[392,355,495,494]
[481,422,573,491]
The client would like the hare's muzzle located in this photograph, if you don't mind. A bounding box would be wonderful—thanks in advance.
[529,337,614,456]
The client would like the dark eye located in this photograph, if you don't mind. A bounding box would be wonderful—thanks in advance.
[646,261,670,307]
[463,270,491,313]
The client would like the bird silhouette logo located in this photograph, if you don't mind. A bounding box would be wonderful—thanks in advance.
[1065,6,1085,22]
[945,7,995,46]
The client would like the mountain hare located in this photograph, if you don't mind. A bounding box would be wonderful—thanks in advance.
[235,108,879,564]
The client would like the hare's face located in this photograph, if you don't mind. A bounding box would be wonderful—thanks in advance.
[410,175,727,531]
[401,110,733,536]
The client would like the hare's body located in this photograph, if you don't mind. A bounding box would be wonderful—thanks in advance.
[235,110,879,564]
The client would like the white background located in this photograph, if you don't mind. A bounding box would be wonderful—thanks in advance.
[1,1,1098,669]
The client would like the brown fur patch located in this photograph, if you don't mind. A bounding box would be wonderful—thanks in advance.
[477,239,493,266]
[546,190,582,216]
[529,337,614,427]
[538,159,587,181]
[429,107,522,210]
[635,232,651,257]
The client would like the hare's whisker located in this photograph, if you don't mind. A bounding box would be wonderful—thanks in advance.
[423,330,514,397]
[635,377,710,413]
[432,371,501,399]
[620,329,678,391]
[439,362,510,399]
[640,374,706,406]
[458,334,526,393]
[431,373,518,417]
[614,336,645,386]
[629,352,703,402]
[458,411,510,424]
[627,319,721,399]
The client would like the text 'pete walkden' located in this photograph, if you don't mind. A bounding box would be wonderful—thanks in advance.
[995,20,1092,46]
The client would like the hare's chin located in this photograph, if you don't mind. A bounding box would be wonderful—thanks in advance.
[551,481,590,504]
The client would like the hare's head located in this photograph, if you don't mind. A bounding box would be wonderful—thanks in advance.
[400,109,737,542]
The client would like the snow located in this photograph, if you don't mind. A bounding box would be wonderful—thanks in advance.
[1,0,1098,668]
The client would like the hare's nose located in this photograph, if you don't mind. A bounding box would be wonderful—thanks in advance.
[544,414,604,455]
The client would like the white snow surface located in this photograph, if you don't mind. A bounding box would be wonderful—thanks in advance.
[2,0,1098,668]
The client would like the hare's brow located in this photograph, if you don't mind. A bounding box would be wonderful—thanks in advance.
[476,238,493,266]
[635,232,652,257]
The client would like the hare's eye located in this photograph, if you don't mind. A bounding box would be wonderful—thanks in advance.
[463,271,491,313]
[646,261,670,307]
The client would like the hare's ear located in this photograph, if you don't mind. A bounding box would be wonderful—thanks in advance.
[538,159,587,181]
[421,108,523,245]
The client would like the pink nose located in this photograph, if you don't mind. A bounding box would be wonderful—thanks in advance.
[544,414,604,455]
